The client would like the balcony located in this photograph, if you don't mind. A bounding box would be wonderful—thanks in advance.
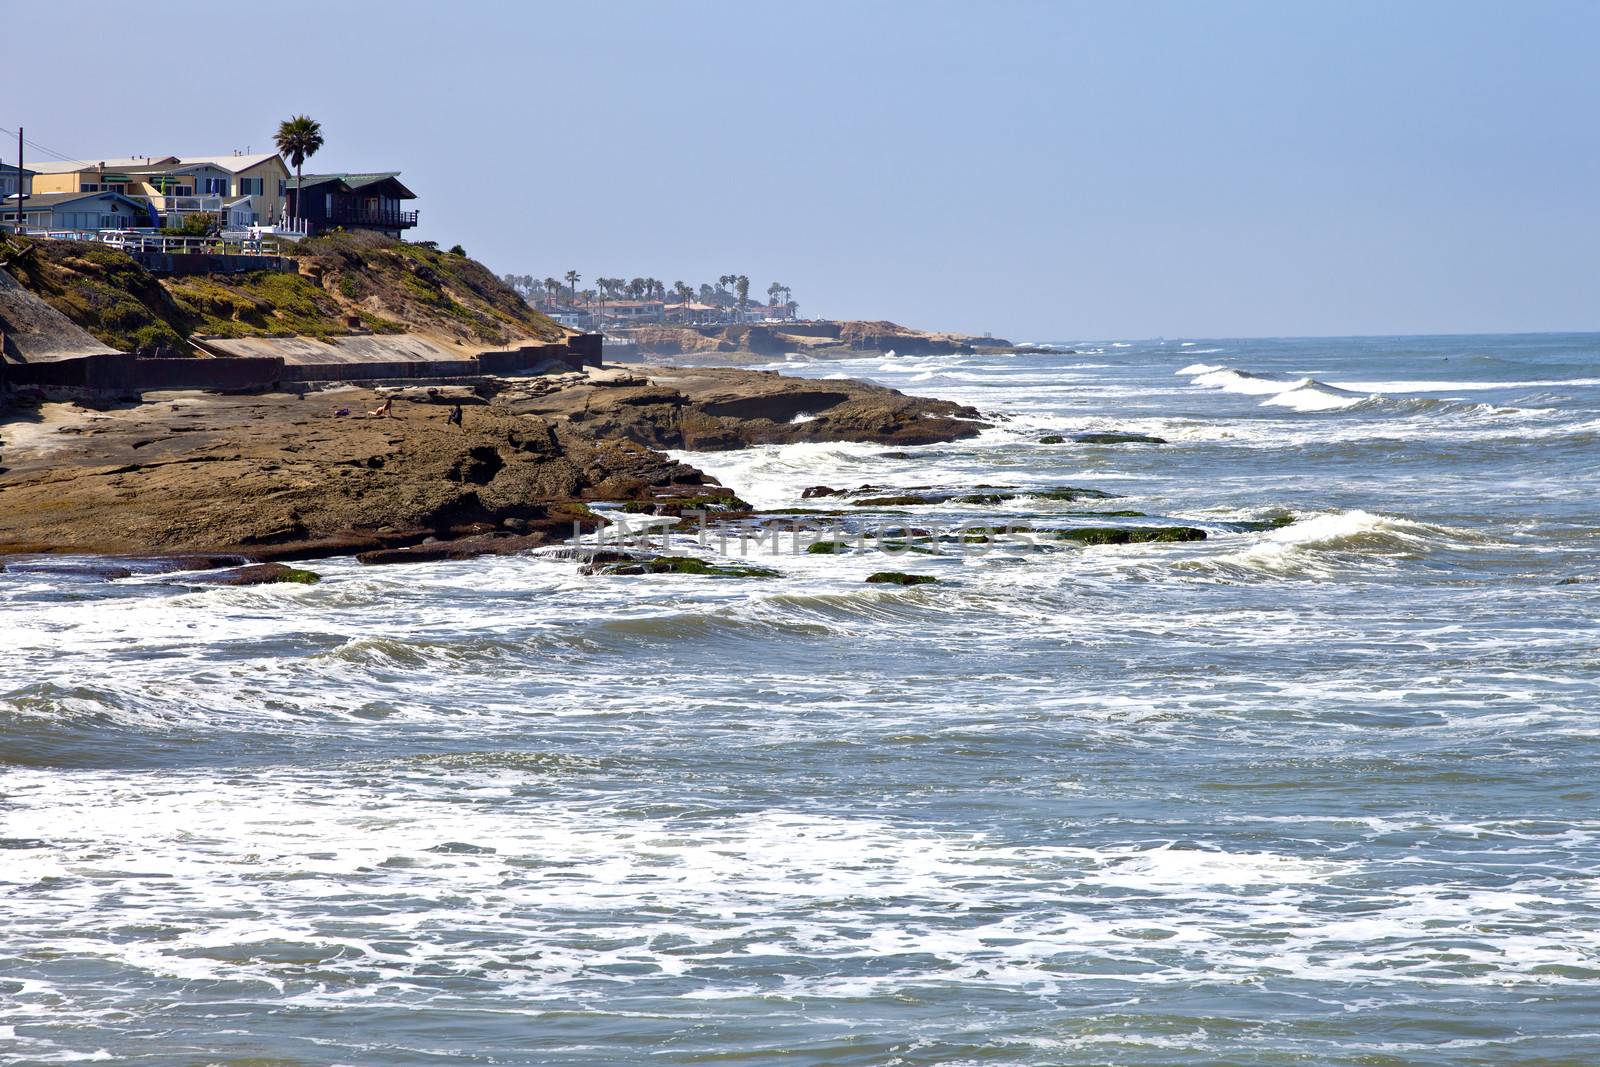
[324,202,419,229]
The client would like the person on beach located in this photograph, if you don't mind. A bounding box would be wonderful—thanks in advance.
[447,404,463,428]
[368,398,394,418]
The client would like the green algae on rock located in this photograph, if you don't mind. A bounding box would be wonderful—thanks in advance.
[1057,526,1207,545]
[865,571,939,585]
[589,555,779,578]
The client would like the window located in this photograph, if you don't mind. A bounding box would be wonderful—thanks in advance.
[238,177,264,196]
[202,177,228,195]
[80,183,101,193]
[278,179,287,196]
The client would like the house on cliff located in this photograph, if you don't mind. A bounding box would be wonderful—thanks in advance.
[2,190,156,232]
[26,153,290,231]
[0,163,33,203]
[283,173,418,237]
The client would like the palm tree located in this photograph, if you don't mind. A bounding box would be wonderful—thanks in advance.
[735,275,750,315]
[767,281,784,306]
[274,115,324,231]
[564,271,580,302]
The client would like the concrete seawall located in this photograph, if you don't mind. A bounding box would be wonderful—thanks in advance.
[6,334,601,394]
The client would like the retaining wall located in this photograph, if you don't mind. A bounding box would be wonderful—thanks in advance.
[8,354,284,392]
[129,252,298,276]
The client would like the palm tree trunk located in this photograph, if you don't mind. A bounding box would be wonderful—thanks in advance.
[295,162,302,233]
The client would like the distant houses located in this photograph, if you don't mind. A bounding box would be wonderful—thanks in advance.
[2,148,419,240]
[8,190,154,232]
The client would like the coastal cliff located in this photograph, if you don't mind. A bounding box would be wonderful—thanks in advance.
[0,231,567,356]
[614,320,1017,362]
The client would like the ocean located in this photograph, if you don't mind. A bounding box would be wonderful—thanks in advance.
[2,333,1598,1065]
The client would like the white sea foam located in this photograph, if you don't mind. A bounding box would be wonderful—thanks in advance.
[1261,379,1369,411]
[1179,509,1489,579]
[1190,368,1308,396]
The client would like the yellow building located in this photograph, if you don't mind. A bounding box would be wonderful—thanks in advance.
[27,152,291,229]
[179,152,292,227]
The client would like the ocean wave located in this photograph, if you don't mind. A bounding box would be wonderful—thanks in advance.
[1178,510,1491,579]
[1190,368,1309,396]
[1260,379,1369,411]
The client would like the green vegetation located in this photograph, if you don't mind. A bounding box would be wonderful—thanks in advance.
[1223,514,1296,532]
[1038,435,1066,444]
[851,494,932,507]
[1,237,188,353]
[159,214,220,238]
[806,540,848,554]
[1056,526,1207,545]
[1033,487,1117,501]
[4,230,566,355]
[278,568,322,584]
[622,492,752,516]
[166,271,359,338]
[865,571,938,586]
[275,114,325,228]
[596,555,779,578]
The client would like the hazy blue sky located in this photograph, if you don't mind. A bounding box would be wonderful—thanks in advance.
[4,1,1596,339]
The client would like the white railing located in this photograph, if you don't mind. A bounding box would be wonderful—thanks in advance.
[19,229,284,256]
[97,231,284,256]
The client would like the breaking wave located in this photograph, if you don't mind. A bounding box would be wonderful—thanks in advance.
[1179,510,1492,579]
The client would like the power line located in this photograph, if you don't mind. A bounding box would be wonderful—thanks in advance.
[0,126,93,166]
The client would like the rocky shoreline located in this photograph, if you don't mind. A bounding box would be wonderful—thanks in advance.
[0,365,986,571]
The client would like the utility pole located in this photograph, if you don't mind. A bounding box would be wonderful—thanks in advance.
[9,127,21,234]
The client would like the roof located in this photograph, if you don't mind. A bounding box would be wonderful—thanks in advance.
[118,160,229,177]
[296,172,417,198]
[0,163,35,176]
[16,190,151,210]
[28,153,290,176]
[27,156,177,174]
[176,152,287,174]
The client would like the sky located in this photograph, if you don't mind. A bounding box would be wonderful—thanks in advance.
[3,0,1597,340]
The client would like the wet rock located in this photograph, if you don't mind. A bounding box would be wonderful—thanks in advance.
[356,533,550,566]
[865,571,938,585]
[1072,432,1168,445]
[1038,435,1066,444]
[802,485,846,498]
[1032,487,1119,501]
[620,491,752,516]
[191,563,321,585]
[851,494,935,507]
[1057,526,1207,545]
[1221,514,1296,532]
[584,553,779,578]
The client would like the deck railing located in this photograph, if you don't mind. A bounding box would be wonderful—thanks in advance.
[23,230,285,256]
[323,204,419,228]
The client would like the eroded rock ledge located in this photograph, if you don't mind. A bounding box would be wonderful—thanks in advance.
[0,366,987,563]
[496,365,986,451]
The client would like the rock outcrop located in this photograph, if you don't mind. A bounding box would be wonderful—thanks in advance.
[0,389,709,558]
[498,366,986,451]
